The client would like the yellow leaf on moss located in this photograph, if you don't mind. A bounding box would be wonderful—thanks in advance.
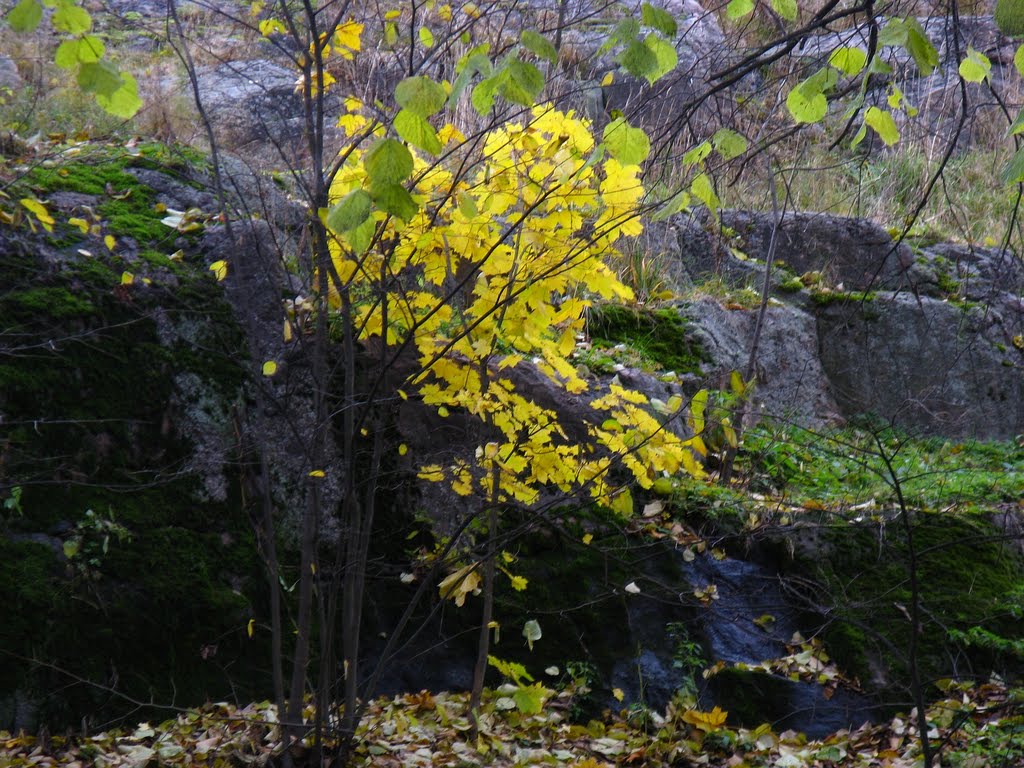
[209,260,228,280]
[120,271,134,285]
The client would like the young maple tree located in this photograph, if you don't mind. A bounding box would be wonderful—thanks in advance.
[325,89,709,728]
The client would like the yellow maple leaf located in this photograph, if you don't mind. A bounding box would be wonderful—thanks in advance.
[682,706,728,732]
[334,19,363,52]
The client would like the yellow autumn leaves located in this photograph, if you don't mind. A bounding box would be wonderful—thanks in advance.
[317,30,707,531]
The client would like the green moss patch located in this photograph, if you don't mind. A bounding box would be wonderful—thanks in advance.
[587,304,708,374]
[0,151,258,729]
[807,512,1023,698]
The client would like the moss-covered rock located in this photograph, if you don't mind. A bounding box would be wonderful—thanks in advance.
[587,304,708,374]
[797,512,1024,700]
[0,145,266,730]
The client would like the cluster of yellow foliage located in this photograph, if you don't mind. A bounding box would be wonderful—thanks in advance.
[326,98,704,516]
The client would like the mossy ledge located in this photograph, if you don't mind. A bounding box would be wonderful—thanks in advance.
[587,304,709,374]
[0,146,266,731]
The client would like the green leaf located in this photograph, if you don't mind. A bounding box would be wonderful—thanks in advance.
[712,128,747,160]
[770,0,798,22]
[1015,45,1024,78]
[599,18,641,55]
[786,76,829,123]
[690,389,708,433]
[77,35,105,63]
[372,182,418,221]
[864,106,899,146]
[905,20,938,75]
[690,172,719,213]
[52,2,92,34]
[1001,146,1024,185]
[384,21,398,46]
[610,487,633,517]
[394,109,443,154]
[418,26,434,47]
[327,189,372,232]
[642,2,677,36]
[348,216,375,254]
[725,0,754,19]
[77,60,123,96]
[521,30,558,64]
[7,0,43,33]
[489,655,533,684]
[849,123,868,149]
[457,192,478,219]
[94,70,142,118]
[54,39,81,69]
[650,188,690,221]
[55,35,105,68]
[829,46,867,76]
[365,138,413,186]
[512,683,548,714]
[395,76,447,117]
[619,38,658,79]
[683,140,712,165]
[450,51,492,106]
[877,18,908,47]
[643,34,678,83]
[502,59,544,105]
[958,47,991,84]
[471,74,501,115]
[1008,107,1024,136]
[602,117,651,165]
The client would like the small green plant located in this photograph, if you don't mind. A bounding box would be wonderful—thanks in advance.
[2,486,23,519]
[667,621,705,701]
[63,507,132,580]
[487,656,552,715]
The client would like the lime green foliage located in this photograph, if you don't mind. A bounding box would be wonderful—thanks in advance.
[587,304,708,374]
[745,424,1024,506]
[6,0,141,118]
[777,276,805,293]
[997,0,1024,36]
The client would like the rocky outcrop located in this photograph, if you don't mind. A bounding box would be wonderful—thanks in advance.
[645,211,1024,439]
